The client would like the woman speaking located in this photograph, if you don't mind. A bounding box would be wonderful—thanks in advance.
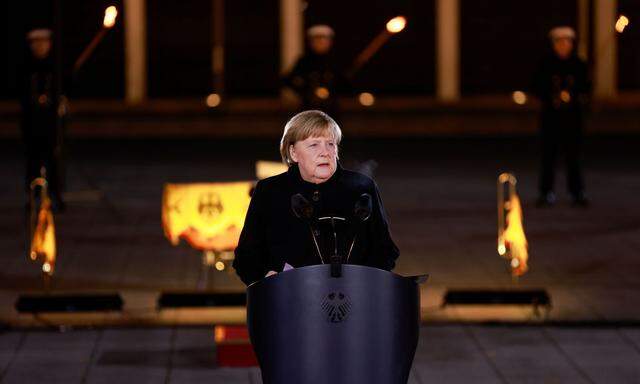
[233,110,399,285]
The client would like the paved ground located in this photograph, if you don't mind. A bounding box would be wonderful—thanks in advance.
[2,325,640,383]
[0,136,639,382]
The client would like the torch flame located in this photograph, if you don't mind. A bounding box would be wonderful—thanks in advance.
[386,16,407,34]
[615,15,629,33]
[103,6,118,28]
[30,193,56,276]
[501,194,529,276]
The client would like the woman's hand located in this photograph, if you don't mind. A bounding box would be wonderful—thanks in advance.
[265,270,278,277]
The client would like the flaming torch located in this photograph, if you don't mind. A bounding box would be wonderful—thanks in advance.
[73,6,118,72]
[29,177,57,278]
[349,16,407,76]
[615,15,630,33]
[497,173,529,277]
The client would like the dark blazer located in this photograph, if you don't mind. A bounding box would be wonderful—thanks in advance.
[233,164,399,286]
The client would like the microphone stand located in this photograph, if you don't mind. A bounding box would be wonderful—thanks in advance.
[317,216,346,278]
[309,223,324,265]
[294,193,371,279]
[329,217,341,278]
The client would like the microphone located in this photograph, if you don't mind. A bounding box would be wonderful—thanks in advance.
[346,193,372,263]
[291,194,324,264]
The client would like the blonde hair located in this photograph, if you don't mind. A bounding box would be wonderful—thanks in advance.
[279,110,342,166]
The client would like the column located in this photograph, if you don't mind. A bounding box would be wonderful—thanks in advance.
[124,0,147,104]
[279,0,303,74]
[593,0,617,99]
[577,0,590,61]
[436,0,460,102]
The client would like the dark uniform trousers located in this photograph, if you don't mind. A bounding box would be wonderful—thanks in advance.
[539,110,584,197]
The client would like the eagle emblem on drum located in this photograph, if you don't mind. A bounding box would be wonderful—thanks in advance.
[321,292,351,323]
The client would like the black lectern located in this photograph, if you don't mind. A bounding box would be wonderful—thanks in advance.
[247,264,423,384]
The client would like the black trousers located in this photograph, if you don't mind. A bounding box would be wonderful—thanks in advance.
[539,111,585,197]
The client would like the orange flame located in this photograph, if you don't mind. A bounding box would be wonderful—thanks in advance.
[386,16,407,33]
[103,6,118,28]
[616,15,629,33]
[30,193,56,275]
[501,194,529,276]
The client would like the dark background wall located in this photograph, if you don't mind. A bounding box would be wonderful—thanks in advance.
[225,0,280,96]
[147,0,211,97]
[1,1,638,100]
[460,0,577,95]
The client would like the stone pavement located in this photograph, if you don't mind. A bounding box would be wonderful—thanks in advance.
[2,325,640,383]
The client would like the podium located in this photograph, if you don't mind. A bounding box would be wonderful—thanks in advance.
[247,264,423,384]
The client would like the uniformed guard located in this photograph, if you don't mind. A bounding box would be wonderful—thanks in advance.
[532,26,590,207]
[283,25,349,117]
[21,28,65,211]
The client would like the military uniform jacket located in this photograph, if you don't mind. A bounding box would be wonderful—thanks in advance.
[532,54,590,114]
